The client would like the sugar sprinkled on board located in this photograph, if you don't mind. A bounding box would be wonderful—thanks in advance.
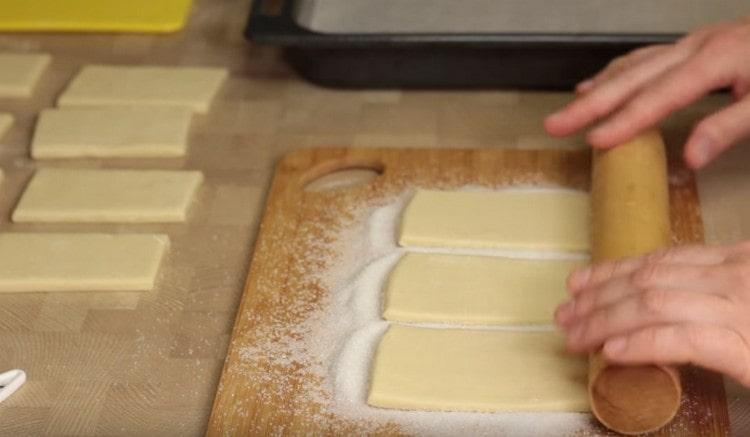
[233,187,599,435]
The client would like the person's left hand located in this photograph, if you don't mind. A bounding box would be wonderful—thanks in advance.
[555,242,750,387]
[544,16,750,169]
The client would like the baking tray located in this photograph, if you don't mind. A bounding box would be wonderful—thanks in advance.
[245,0,746,89]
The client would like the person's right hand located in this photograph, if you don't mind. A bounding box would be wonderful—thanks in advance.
[554,242,750,387]
[545,16,750,169]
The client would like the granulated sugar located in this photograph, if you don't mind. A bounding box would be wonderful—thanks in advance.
[236,187,598,435]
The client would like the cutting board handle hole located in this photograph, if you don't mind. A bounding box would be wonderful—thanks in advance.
[302,159,384,192]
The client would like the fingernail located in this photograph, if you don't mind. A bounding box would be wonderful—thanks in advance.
[555,300,575,325]
[689,136,713,168]
[604,336,627,356]
[576,79,593,92]
[569,267,591,291]
[545,113,563,125]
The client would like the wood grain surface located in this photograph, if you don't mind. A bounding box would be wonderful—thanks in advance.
[0,0,746,435]
[206,147,727,436]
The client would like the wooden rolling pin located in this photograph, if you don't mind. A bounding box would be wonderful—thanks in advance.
[589,130,681,434]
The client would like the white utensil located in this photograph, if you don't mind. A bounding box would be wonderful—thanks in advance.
[0,369,26,404]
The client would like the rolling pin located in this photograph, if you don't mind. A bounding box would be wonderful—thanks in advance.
[589,130,681,434]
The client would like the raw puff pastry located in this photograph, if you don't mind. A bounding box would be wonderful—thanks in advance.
[0,52,51,97]
[399,189,591,252]
[384,252,582,324]
[57,64,227,113]
[13,168,203,223]
[368,325,589,412]
[32,106,193,158]
[0,233,168,292]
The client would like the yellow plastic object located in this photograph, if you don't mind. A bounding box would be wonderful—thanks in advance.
[0,0,194,33]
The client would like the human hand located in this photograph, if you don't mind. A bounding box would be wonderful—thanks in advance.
[545,17,750,169]
[555,242,750,386]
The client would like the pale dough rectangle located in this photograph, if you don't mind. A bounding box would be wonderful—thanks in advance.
[0,113,13,138]
[13,168,203,223]
[31,107,193,159]
[57,65,227,113]
[399,189,591,252]
[0,53,51,97]
[384,253,582,324]
[0,233,168,292]
[368,325,589,412]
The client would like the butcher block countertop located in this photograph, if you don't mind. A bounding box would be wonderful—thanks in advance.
[0,0,748,435]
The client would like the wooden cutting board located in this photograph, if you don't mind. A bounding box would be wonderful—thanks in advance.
[206,147,728,436]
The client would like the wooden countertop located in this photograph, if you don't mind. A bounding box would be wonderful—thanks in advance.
[0,0,747,435]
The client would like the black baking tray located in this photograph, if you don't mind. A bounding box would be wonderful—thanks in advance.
[245,0,745,89]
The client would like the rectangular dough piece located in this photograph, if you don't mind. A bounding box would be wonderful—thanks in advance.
[31,107,193,159]
[0,113,13,139]
[384,252,582,324]
[0,233,168,292]
[399,189,591,252]
[368,325,589,412]
[12,168,203,223]
[0,53,51,97]
[57,65,227,113]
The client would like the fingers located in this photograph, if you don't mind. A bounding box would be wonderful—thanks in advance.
[567,245,731,293]
[558,262,730,328]
[587,49,733,148]
[624,260,734,295]
[575,45,671,94]
[558,246,734,328]
[565,289,734,352]
[567,258,641,293]
[546,44,689,137]
[603,324,750,385]
[587,26,750,148]
[579,45,682,102]
[556,274,638,327]
[547,17,750,160]
[545,47,679,136]
[683,97,750,169]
